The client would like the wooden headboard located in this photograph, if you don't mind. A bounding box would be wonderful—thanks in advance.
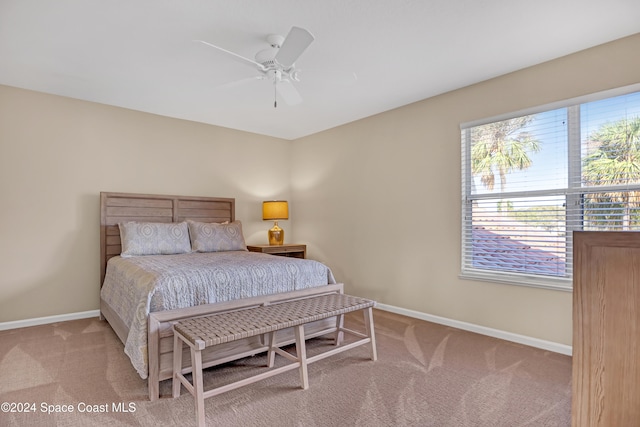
[100,192,235,285]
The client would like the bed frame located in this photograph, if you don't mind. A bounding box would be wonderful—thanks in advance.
[99,192,342,401]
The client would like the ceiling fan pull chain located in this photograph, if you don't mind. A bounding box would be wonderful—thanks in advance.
[274,79,277,108]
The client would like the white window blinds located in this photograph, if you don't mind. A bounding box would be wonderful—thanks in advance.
[461,88,640,290]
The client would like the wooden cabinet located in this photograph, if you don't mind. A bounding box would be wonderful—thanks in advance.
[246,244,306,259]
[572,231,640,426]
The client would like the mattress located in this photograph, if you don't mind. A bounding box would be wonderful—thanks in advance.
[100,251,336,378]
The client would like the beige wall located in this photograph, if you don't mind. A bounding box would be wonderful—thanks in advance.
[291,33,640,346]
[0,86,291,322]
[2,33,639,346]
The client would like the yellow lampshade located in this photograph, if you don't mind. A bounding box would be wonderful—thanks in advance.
[262,201,288,245]
[262,201,289,220]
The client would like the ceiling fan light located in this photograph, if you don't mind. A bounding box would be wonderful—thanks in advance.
[266,69,282,82]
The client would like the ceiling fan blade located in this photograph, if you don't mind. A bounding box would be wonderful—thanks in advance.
[195,40,266,71]
[274,27,314,68]
[276,79,302,105]
[215,75,263,91]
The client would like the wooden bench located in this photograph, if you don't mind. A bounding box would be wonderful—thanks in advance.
[172,293,377,427]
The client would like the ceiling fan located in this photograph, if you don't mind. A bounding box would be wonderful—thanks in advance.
[196,27,315,107]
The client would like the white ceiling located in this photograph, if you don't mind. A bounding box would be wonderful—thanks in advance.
[1,1,639,140]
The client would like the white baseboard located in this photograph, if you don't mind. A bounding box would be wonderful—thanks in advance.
[1,305,572,356]
[0,310,101,331]
[376,303,572,356]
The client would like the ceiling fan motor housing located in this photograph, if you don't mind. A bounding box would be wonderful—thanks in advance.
[255,47,279,69]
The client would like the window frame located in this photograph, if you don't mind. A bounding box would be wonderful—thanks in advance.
[460,83,640,291]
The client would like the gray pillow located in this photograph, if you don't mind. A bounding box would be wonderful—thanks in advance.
[119,221,191,257]
[187,220,247,252]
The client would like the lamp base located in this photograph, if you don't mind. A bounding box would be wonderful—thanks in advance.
[268,222,284,245]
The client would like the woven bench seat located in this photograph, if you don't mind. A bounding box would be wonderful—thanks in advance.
[172,293,377,427]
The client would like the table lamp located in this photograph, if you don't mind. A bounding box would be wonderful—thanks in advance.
[262,200,288,245]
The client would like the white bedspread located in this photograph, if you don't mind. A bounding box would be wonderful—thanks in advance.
[100,251,336,378]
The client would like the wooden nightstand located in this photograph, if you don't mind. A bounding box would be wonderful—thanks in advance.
[246,244,306,259]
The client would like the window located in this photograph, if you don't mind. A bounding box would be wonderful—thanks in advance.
[461,86,640,290]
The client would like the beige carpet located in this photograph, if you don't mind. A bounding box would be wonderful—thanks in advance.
[0,309,571,426]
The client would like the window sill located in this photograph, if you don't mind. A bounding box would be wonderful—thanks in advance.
[460,269,572,292]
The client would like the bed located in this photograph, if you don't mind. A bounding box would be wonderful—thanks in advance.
[99,192,342,401]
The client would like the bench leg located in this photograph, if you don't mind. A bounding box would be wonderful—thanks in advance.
[294,325,309,390]
[191,345,206,427]
[334,314,344,346]
[364,307,377,361]
[172,334,183,398]
[266,331,276,368]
